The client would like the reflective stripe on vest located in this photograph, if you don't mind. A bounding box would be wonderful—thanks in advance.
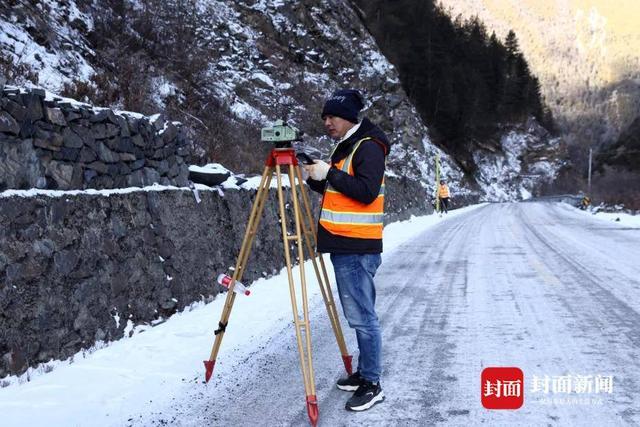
[319,137,385,239]
[320,210,385,224]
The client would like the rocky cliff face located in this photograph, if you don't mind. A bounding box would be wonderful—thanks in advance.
[1,0,568,200]
[598,116,640,172]
[473,120,566,201]
[1,0,510,201]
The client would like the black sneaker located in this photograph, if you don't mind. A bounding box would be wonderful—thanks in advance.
[337,371,365,391]
[345,381,385,411]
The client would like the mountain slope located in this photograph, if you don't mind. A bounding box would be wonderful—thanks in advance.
[1,0,470,196]
[438,0,640,148]
[1,0,563,201]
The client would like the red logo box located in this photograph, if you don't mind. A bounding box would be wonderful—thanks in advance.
[481,367,524,409]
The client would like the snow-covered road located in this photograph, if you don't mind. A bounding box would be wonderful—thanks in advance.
[2,202,639,426]
[141,202,640,426]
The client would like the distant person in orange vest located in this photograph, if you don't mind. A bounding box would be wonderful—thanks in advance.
[303,89,390,412]
[438,179,450,214]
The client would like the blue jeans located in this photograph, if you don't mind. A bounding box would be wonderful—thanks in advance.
[330,253,382,383]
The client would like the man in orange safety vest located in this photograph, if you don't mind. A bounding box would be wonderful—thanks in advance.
[303,89,390,412]
[438,179,450,214]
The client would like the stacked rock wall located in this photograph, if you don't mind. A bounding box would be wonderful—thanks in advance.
[0,187,290,378]
[0,178,431,379]
[0,85,190,191]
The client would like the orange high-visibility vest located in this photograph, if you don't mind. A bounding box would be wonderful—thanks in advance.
[438,184,450,198]
[319,138,385,239]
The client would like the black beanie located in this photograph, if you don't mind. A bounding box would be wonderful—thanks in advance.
[321,89,364,124]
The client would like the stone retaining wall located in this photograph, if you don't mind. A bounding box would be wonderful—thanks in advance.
[0,86,190,191]
[0,176,432,378]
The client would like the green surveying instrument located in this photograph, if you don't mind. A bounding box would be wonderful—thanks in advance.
[203,121,352,426]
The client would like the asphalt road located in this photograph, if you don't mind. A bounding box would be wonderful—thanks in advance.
[150,202,640,426]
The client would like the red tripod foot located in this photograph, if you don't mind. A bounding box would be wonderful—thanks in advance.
[342,354,353,376]
[306,395,319,426]
[203,360,216,383]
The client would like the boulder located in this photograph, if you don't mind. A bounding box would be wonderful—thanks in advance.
[96,142,121,163]
[62,128,84,148]
[188,164,231,186]
[46,160,75,189]
[0,111,20,135]
[5,100,27,122]
[23,94,44,122]
[45,107,67,126]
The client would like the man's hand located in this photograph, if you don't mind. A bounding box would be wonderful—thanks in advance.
[299,166,310,181]
[303,160,331,181]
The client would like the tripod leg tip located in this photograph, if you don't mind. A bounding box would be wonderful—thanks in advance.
[306,395,319,426]
[204,360,216,383]
[342,354,353,376]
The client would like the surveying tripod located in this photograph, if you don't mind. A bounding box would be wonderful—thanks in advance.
[203,147,353,426]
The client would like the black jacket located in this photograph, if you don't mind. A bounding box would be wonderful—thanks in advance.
[307,117,391,254]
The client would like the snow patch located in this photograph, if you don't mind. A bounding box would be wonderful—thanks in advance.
[230,99,266,122]
[188,163,231,175]
[251,72,274,87]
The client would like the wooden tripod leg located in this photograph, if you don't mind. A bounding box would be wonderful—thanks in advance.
[204,166,273,382]
[294,166,353,375]
[276,164,318,426]
[234,169,274,280]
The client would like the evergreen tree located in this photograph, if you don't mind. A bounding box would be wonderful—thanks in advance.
[504,30,520,58]
[352,0,551,141]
